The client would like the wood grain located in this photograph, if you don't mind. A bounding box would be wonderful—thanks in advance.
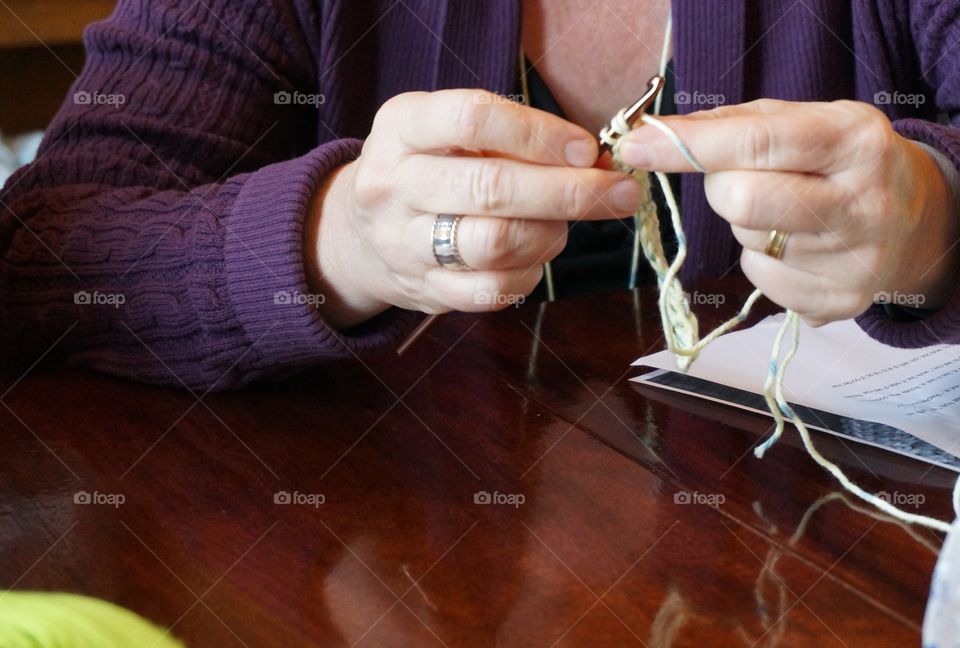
[0,278,948,646]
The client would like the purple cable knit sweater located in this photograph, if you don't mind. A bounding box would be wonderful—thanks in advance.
[1,0,960,390]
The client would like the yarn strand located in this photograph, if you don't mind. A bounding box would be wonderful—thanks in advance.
[608,111,957,533]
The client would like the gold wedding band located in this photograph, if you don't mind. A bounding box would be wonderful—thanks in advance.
[764,229,790,260]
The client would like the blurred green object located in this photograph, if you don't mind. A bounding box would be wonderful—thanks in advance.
[0,592,185,647]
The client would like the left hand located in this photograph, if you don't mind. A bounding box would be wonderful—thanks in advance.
[619,99,960,326]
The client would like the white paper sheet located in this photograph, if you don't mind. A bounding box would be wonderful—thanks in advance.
[632,315,960,466]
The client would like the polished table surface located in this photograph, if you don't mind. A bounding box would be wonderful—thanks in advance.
[1,278,953,647]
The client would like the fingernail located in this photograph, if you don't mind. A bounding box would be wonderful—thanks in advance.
[565,139,596,167]
[619,131,657,168]
[612,178,644,213]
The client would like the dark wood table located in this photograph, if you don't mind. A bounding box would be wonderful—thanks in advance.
[1,278,952,647]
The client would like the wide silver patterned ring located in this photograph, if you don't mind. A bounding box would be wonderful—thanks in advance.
[431,213,472,271]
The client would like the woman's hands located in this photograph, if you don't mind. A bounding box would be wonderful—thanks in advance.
[620,99,960,326]
[306,94,959,330]
[305,90,645,329]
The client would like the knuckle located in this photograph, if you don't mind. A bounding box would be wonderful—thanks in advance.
[844,101,897,160]
[864,120,897,160]
[351,161,391,209]
[824,287,869,322]
[752,98,788,113]
[373,92,428,147]
[373,93,407,131]
[561,176,592,216]
[722,178,757,228]
[844,289,874,317]
[802,314,828,328]
[480,218,522,266]
[738,119,776,169]
[470,160,510,213]
[839,99,883,124]
[521,115,553,162]
[478,219,567,268]
[453,94,488,146]
[827,297,856,322]
[469,89,497,108]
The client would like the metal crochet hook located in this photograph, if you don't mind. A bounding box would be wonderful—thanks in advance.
[598,74,665,156]
[396,76,667,357]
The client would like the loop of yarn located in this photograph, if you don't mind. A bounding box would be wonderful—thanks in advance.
[608,111,957,533]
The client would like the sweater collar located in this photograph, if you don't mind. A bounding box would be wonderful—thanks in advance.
[431,1,747,112]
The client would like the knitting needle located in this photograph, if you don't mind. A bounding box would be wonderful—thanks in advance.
[396,76,666,356]
[396,313,439,356]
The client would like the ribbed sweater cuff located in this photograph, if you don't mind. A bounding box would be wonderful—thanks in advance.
[856,119,960,347]
[224,139,419,368]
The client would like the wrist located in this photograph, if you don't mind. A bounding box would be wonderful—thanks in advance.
[886,140,960,310]
[304,161,390,329]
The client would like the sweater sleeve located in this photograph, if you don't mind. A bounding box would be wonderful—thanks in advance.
[856,1,960,348]
[0,0,418,391]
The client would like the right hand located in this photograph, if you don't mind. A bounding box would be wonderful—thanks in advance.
[306,89,646,328]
